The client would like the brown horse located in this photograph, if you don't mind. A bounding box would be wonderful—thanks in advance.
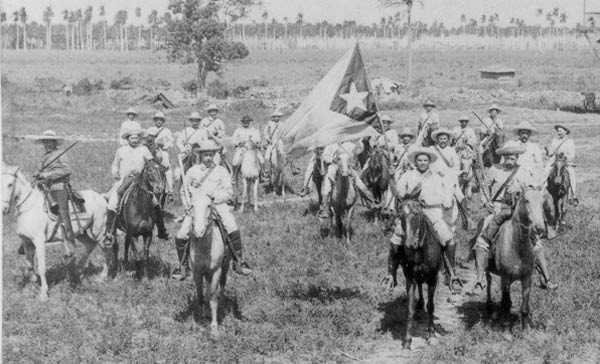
[546,153,571,229]
[474,187,546,330]
[361,147,391,205]
[394,200,443,349]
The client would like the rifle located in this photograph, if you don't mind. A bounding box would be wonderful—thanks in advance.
[34,142,78,181]
[178,153,191,209]
[413,113,433,147]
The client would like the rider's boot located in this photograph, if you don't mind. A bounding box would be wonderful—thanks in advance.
[442,242,462,291]
[154,206,170,240]
[534,241,558,290]
[104,209,118,247]
[171,238,189,280]
[229,230,253,276]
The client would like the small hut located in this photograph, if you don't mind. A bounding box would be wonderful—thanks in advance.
[480,65,516,80]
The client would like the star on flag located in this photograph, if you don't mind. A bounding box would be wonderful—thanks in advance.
[339,82,369,113]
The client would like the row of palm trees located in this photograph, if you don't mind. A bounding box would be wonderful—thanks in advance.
[0,6,594,51]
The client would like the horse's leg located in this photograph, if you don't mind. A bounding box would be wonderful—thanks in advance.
[485,269,493,315]
[553,196,561,229]
[143,234,152,278]
[124,234,130,270]
[403,280,415,350]
[253,178,259,212]
[240,178,247,212]
[500,277,512,330]
[22,238,37,283]
[345,205,355,244]
[521,275,532,331]
[209,267,223,336]
[474,247,489,292]
[426,278,437,340]
[75,233,97,279]
[416,283,425,314]
[33,236,48,301]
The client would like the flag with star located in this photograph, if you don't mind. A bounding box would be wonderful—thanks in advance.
[275,43,380,157]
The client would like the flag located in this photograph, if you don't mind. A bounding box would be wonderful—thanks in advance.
[276,43,380,157]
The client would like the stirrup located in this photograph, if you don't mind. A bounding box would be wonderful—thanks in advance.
[233,261,253,276]
[568,197,579,206]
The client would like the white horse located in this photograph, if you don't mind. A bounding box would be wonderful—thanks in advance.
[190,194,229,335]
[2,164,113,301]
[235,141,262,212]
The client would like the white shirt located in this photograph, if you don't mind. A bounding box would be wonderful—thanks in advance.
[452,126,477,148]
[264,121,280,144]
[186,164,233,205]
[111,145,154,179]
[395,169,453,207]
[548,137,575,161]
[479,117,504,136]
[232,127,261,147]
[154,127,174,150]
[430,145,460,177]
[376,130,399,150]
[485,164,536,202]
[417,111,440,131]
[518,141,543,177]
[176,127,209,152]
[200,117,226,140]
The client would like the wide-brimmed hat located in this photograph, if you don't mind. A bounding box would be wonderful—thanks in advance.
[188,111,202,120]
[496,140,526,155]
[399,127,415,138]
[241,115,253,123]
[271,110,284,118]
[458,115,469,122]
[407,147,438,163]
[554,124,571,135]
[431,127,455,140]
[488,104,501,113]
[125,107,138,116]
[192,139,222,152]
[206,104,219,112]
[423,99,436,107]
[121,126,144,140]
[380,114,393,123]
[153,111,165,120]
[33,130,64,144]
[514,121,538,135]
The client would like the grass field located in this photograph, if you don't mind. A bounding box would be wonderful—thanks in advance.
[2,48,600,363]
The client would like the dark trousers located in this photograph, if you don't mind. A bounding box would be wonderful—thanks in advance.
[50,189,76,244]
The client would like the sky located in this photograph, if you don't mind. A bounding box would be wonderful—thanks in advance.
[2,0,599,27]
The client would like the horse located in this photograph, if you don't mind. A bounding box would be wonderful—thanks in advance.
[319,151,358,243]
[473,187,546,331]
[189,194,230,335]
[356,137,372,169]
[311,151,325,205]
[115,160,166,277]
[457,146,475,201]
[546,153,571,229]
[266,139,288,197]
[2,163,113,301]
[361,147,391,205]
[394,199,444,349]
[235,141,262,212]
[481,132,506,168]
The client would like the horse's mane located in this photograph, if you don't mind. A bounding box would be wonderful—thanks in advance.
[399,199,441,249]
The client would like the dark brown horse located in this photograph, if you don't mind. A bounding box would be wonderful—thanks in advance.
[115,160,166,277]
[356,137,372,169]
[311,152,325,205]
[394,200,443,349]
[474,187,546,331]
[546,153,571,229]
[361,147,391,205]
[481,132,506,168]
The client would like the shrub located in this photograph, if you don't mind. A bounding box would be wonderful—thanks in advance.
[224,41,249,60]
[207,79,229,99]
[181,80,199,97]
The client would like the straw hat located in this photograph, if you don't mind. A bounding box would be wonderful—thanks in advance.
[121,126,144,140]
[125,107,138,116]
[407,147,438,163]
[271,110,284,118]
[514,121,538,135]
[380,114,393,123]
[399,127,415,138]
[188,111,202,120]
[458,115,469,122]
[423,99,436,107]
[153,111,165,120]
[488,104,501,113]
[33,130,64,144]
[554,124,571,135]
[192,139,222,152]
[206,104,219,112]
[496,140,526,155]
[431,127,455,140]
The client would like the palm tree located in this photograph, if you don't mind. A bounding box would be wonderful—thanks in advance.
[135,7,142,49]
[19,7,27,50]
[147,10,158,51]
[559,12,567,36]
[296,12,303,38]
[123,10,129,51]
[1,12,6,49]
[43,6,54,49]
[62,10,69,49]
[68,11,76,50]
[460,14,466,34]
[84,6,92,50]
[99,6,106,50]
[282,16,288,39]
[261,10,268,39]
[380,0,416,87]
[12,11,19,49]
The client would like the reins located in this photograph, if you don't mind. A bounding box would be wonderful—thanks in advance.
[3,168,33,214]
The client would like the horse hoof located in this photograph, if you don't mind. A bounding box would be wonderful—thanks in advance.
[39,290,49,302]
[210,324,219,337]
[402,339,412,350]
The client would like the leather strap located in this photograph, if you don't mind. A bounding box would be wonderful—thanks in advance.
[434,145,454,168]
[491,166,521,202]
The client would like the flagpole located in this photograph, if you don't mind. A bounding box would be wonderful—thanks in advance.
[360,42,389,150]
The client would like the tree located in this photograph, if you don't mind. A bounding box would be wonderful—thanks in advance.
[1,12,6,49]
[19,7,27,50]
[135,7,142,49]
[62,10,69,49]
[43,6,54,49]
[148,10,158,51]
[261,10,268,39]
[99,6,106,50]
[115,10,127,51]
[380,0,417,87]
[74,9,82,50]
[84,6,92,50]
[283,16,288,39]
[164,0,251,89]
[13,11,19,49]
[296,12,303,38]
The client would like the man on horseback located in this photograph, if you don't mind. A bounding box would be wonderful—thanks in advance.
[299,146,325,197]
[383,147,461,290]
[394,127,416,171]
[173,139,253,279]
[176,112,210,172]
[479,104,505,139]
[473,141,558,291]
[416,99,440,147]
[430,128,465,205]
[146,127,174,203]
[32,130,77,257]
[514,121,544,181]
[318,141,377,218]
[544,124,578,205]
[105,126,169,243]
[200,104,226,165]
[452,115,477,151]
[375,115,399,153]
[119,108,142,146]
[231,115,264,182]
[152,111,174,151]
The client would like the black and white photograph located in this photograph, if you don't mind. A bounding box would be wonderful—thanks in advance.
[1,0,599,362]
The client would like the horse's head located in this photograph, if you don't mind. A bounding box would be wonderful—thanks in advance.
[192,194,212,238]
[2,164,24,215]
[338,151,352,177]
[550,153,567,185]
[140,160,166,195]
[398,200,423,248]
[517,186,546,236]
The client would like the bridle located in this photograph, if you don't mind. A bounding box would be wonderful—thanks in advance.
[2,167,33,214]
